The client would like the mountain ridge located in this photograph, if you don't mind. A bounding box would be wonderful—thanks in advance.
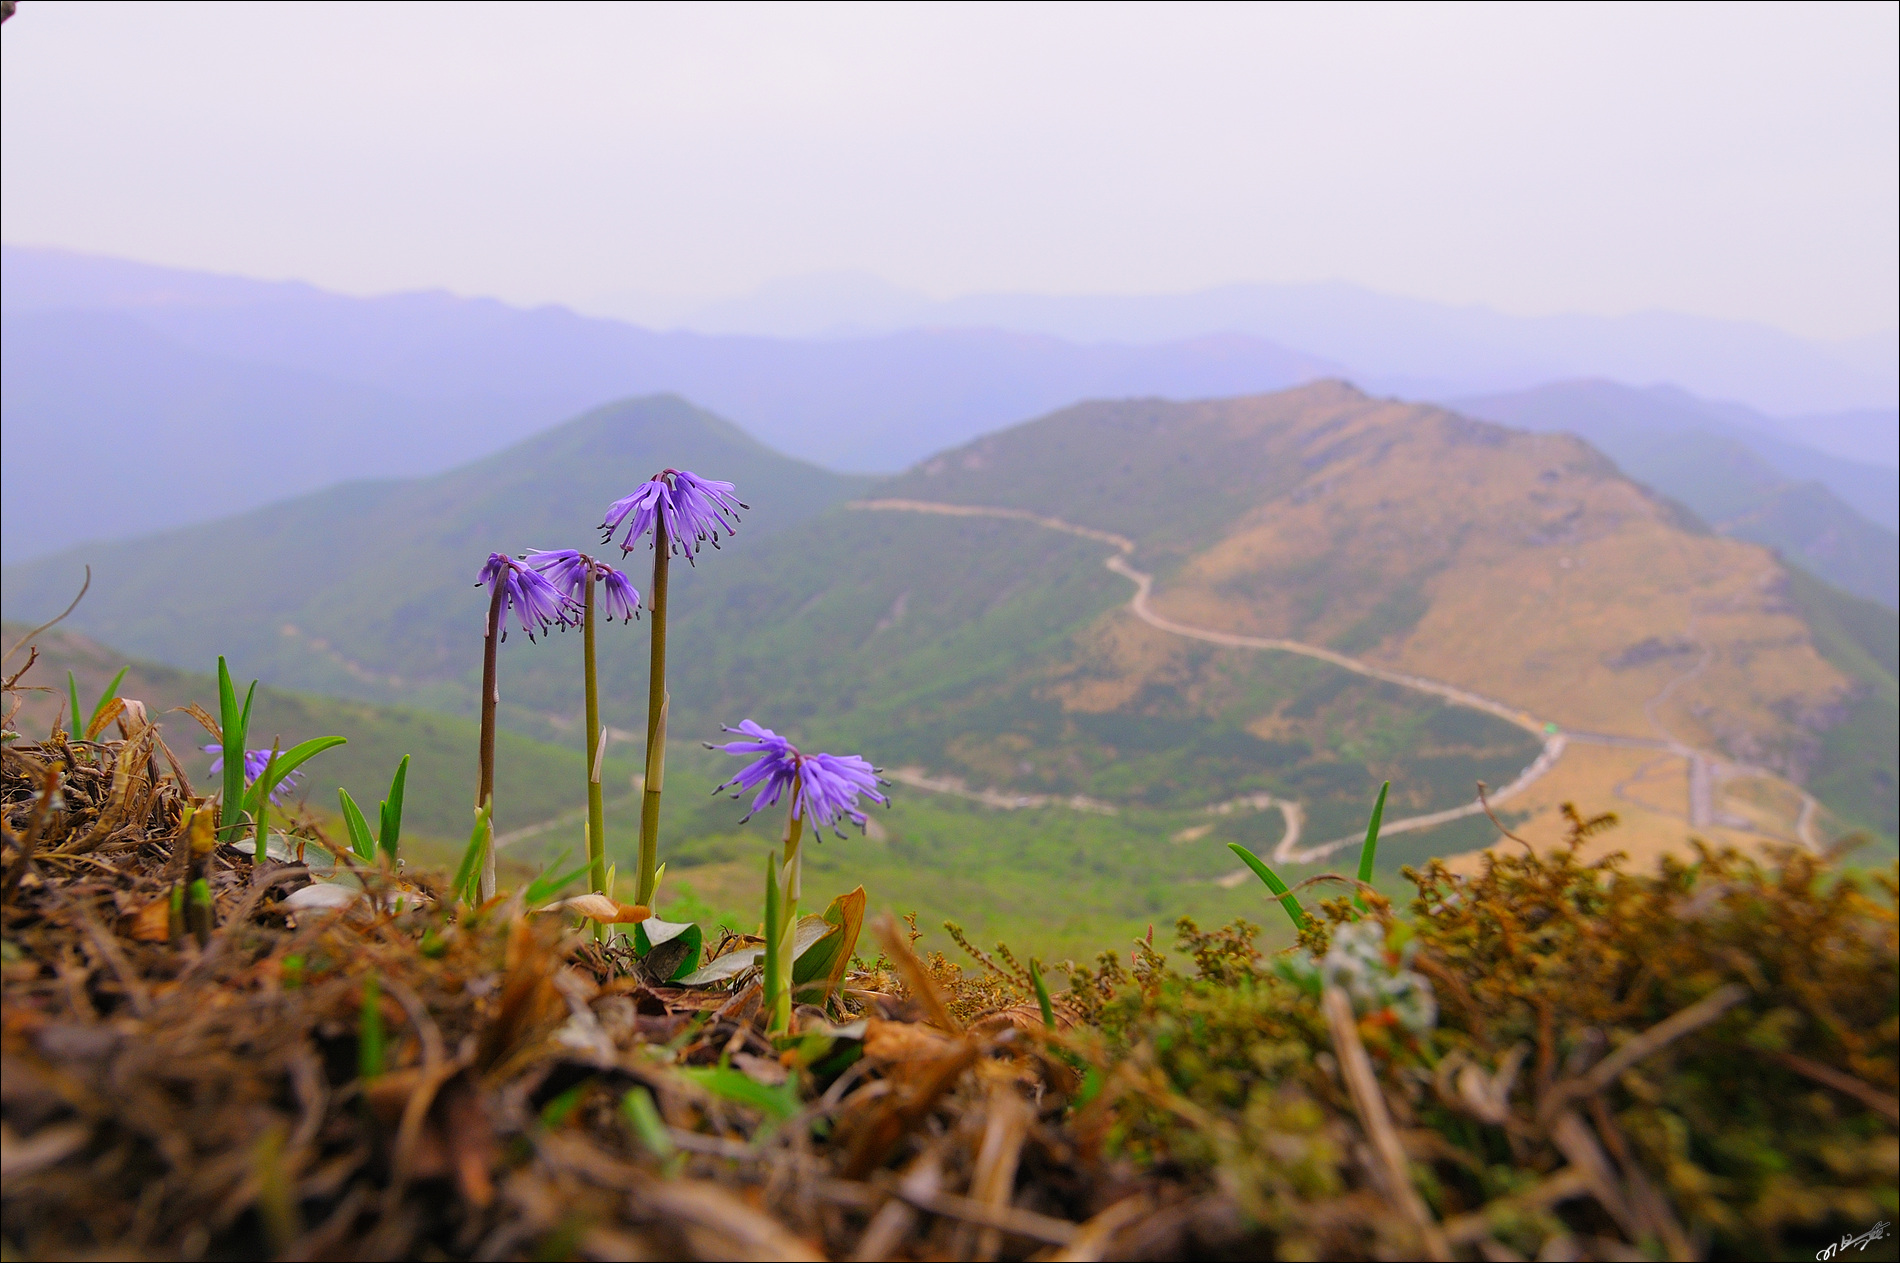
[7,382,1888,854]
[621,268,1897,416]
[1453,380,1898,608]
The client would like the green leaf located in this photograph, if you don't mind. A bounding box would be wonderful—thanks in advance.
[86,666,130,737]
[762,851,782,1023]
[453,804,492,908]
[238,680,257,747]
[1227,842,1309,930]
[620,1087,675,1159]
[538,1083,586,1130]
[795,886,865,1003]
[677,917,837,989]
[244,736,346,817]
[524,848,591,907]
[633,917,706,982]
[65,671,82,739]
[1030,958,1056,1028]
[1354,781,1389,913]
[217,659,249,844]
[338,788,378,861]
[380,754,409,859]
[677,946,765,987]
[791,916,844,988]
[676,1065,799,1124]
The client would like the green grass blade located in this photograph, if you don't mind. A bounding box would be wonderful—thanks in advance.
[1029,958,1056,1029]
[338,788,377,861]
[1227,842,1309,930]
[620,1087,675,1160]
[524,849,591,907]
[238,680,257,745]
[217,659,247,844]
[1354,781,1390,913]
[453,803,492,907]
[676,1065,799,1124]
[87,666,130,736]
[380,754,409,859]
[762,851,782,1029]
[244,735,347,818]
[252,744,280,864]
[65,672,82,739]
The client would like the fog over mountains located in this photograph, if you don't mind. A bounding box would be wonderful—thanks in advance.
[4,245,1895,605]
[608,269,1899,420]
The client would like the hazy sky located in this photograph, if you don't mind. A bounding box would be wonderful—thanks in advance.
[3,1,1895,339]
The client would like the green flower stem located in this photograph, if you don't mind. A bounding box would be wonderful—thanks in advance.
[767,781,805,1035]
[254,740,281,869]
[761,849,782,1032]
[583,570,607,898]
[635,523,670,907]
[476,579,505,902]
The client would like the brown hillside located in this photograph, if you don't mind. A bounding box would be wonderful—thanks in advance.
[1144,383,1850,775]
[887,381,1854,858]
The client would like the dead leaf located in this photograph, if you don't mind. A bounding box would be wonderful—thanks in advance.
[123,899,173,943]
[863,1018,956,1062]
[543,894,650,923]
[175,703,222,742]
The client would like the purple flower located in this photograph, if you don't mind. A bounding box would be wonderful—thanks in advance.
[203,746,301,803]
[478,553,578,641]
[600,567,641,622]
[711,720,889,834]
[602,469,747,562]
[526,550,642,623]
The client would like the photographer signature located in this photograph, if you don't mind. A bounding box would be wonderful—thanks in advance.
[1818,1221,1890,1261]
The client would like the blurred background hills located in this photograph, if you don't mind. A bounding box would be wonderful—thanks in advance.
[6,245,1895,612]
[6,376,1893,951]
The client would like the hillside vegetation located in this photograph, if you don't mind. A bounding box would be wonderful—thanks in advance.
[4,384,1893,957]
[1,623,637,850]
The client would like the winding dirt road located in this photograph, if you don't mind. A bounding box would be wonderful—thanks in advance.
[850,498,1819,860]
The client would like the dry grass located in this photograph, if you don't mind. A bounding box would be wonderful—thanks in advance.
[3,725,1895,1261]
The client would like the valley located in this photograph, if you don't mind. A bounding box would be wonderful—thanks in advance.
[4,383,1893,957]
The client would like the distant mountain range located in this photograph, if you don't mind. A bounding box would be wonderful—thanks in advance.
[609,269,1898,421]
[5,385,1893,852]
[6,245,1895,578]
[0,245,1332,560]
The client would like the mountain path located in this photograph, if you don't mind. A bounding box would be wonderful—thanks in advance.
[849,498,1820,861]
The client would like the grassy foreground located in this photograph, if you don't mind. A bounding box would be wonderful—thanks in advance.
[3,728,1895,1262]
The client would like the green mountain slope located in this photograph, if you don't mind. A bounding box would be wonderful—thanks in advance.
[1782,572,1899,843]
[0,395,874,711]
[6,384,1891,953]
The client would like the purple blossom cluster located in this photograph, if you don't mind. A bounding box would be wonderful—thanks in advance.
[526,550,641,622]
[203,746,302,804]
[711,720,889,834]
[477,552,579,640]
[602,469,747,562]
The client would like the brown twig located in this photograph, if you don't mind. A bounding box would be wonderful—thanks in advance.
[894,1184,1079,1247]
[872,913,961,1034]
[1322,985,1454,1260]
[1541,984,1749,1120]
[2,565,90,669]
[1477,780,1534,851]
[1771,1050,1900,1123]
